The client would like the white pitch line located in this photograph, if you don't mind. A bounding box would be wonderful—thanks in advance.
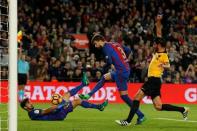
[154,118,197,123]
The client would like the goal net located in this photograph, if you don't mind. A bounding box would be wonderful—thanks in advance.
[1,0,17,131]
[0,0,9,130]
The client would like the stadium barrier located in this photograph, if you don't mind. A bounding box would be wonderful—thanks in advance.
[0,81,197,104]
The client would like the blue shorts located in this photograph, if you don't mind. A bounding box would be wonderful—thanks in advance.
[111,71,130,91]
[58,101,73,120]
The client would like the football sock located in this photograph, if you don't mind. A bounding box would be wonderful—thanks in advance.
[69,83,84,96]
[88,76,105,96]
[121,95,144,118]
[126,100,140,123]
[162,104,185,113]
[18,90,24,101]
[80,101,99,109]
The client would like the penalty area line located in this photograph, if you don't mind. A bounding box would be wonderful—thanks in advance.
[153,118,197,123]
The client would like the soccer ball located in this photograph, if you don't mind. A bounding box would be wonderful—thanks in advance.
[51,94,63,105]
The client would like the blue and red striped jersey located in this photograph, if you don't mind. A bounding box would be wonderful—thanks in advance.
[102,42,131,73]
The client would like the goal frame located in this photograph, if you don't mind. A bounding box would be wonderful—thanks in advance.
[8,0,18,130]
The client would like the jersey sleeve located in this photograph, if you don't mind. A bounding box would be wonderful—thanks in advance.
[103,45,112,65]
[102,45,112,73]
[102,55,112,73]
[105,55,112,65]
[122,45,132,57]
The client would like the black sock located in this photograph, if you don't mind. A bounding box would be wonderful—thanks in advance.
[162,104,185,113]
[126,100,140,123]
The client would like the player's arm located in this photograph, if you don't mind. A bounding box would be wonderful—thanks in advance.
[160,54,170,69]
[18,48,22,59]
[102,55,112,73]
[122,45,132,61]
[161,62,170,69]
[102,47,113,73]
[155,14,163,38]
[122,45,132,57]
[104,46,113,65]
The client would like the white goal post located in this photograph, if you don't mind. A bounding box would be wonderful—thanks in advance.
[8,0,18,130]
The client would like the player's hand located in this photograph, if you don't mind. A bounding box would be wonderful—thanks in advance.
[158,63,170,69]
[111,65,115,70]
[158,64,163,69]
[157,15,162,21]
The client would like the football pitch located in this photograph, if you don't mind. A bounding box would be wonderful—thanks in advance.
[2,104,197,131]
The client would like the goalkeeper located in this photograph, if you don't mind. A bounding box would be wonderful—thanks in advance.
[20,73,108,121]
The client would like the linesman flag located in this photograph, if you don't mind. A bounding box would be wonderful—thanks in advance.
[17,30,23,43]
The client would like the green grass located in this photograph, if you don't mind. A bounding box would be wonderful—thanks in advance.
[1,104,197,131]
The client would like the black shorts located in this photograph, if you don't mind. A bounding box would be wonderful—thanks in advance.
[141,77,161,99]
[18,73,27,85]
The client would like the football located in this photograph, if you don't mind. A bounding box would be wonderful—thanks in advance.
[51,94,63,105]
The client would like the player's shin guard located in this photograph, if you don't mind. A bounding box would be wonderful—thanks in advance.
[121,95,144,118]
[161,104,185,113]
[69,84,84,96]
[88,76,105,96]
[80,101,99,109]
[126,100,140,123]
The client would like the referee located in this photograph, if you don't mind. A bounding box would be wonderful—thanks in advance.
[116,37,189,126]
[116,14,189,126]
[18,50,29,102]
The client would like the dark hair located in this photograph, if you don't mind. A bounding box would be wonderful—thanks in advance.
[155,37,166,47]
[91,34,105,44]
[20,98,29,109]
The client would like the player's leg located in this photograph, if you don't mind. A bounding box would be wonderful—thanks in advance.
[79,72,111,99]
[152,96,162,110]
[114,71,145,125]
[125,78,155,124]
[113,72,145,118]
[62,72,89,107]
[119,90,145,124]
[153,96,189,120]
[62,92,70,101]
[116,89,145,126]
[126,90,145,122]
[150,76,189,120]
[71,99,108,111]
[68,72,89,97]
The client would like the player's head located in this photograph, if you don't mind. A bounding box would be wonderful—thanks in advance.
[20,98,34,111]
[154,37,166,50]
[91,34,105,48]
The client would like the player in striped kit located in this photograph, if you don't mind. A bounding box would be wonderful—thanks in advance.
[79,34,145,124]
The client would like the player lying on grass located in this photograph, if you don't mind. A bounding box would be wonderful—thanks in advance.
[20,73,108,120]
[115,38,189,126]
[79,34,145,124]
